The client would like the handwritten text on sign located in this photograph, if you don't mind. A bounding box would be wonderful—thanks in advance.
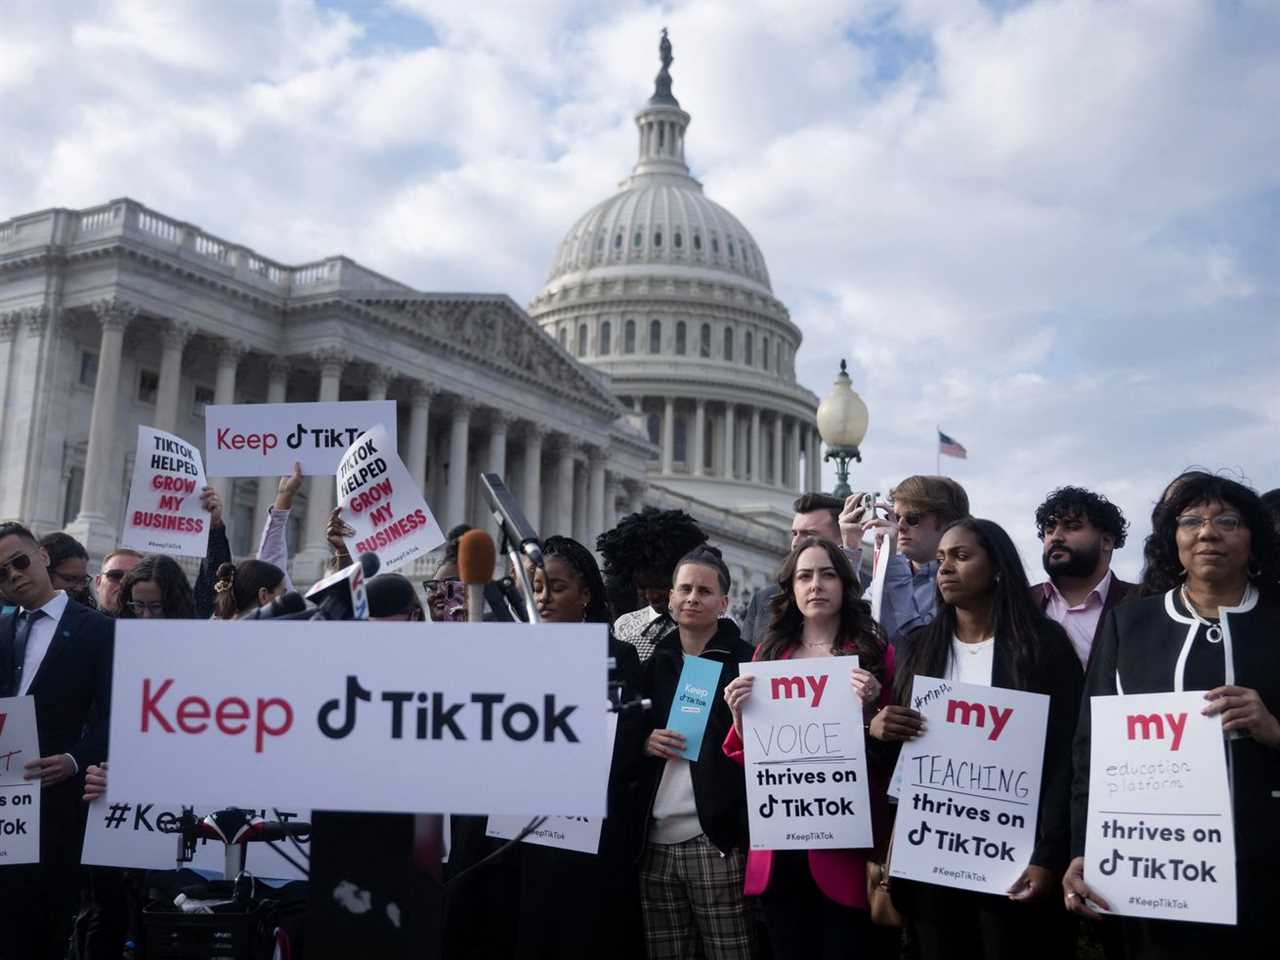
[120,426,210,558]
[108,620,610,817]
[890,678,1049,895]
[82,799,309,880]
[740,657,873,850]
[205,400,398,477]
[0,696,40,864]
[1085,691,1236,925]
[337,424,443,573]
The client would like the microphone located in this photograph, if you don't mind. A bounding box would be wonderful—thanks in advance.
[243,590,308,621]
[306,552,380,620]
[457,530,496,623]
[480,473,543,569]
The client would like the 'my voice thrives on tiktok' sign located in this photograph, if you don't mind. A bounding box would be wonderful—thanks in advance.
[108,621,611,818]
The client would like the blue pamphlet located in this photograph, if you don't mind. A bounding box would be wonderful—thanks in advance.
[665,655,724,761]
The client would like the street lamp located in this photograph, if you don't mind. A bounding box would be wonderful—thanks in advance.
[816,359,869,499]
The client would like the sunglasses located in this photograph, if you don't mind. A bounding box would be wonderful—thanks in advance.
[0,552,35,582]
[894,511,927,528]
[53,571,92,588]
[127,600,166,616]
[103,569,127,582]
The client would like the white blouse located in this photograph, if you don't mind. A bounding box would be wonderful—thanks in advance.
[946,635,995,686]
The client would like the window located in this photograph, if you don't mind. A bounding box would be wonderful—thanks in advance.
[600,320,612,356]
[624,320,636,353]
[649,320,661,354]
[723,327,734,361]
[577,324,588,356]
[744,331,754,365]
[675,321,686,356]
[728,240,736,258]
[673,415,687,463]
[137,369,159,405]
[653,229,663,248]
[693,231,702,252]
[674,230,683,249]
[594,232,604,253]
[62,466,84,527]
[776,344,783,374]
[763,337,770,369]
[699,323,711,358]
[192,385,215,418]
[614,231,623,250]
[558,327,568,349]
[79,351,98,388]
[646,412,660,452]
[633,228,643,249]
[711,234,720,254]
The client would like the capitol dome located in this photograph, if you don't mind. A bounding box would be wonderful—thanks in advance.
[529,31,822,531]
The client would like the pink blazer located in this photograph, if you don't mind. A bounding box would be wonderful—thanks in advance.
[722,643,894,908]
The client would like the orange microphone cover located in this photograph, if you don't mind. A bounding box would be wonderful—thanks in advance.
[457,529,497,585]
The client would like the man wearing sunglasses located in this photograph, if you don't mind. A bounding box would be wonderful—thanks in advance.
[0,521,113,956]
[844,475,970,643]
[93,547,142,617]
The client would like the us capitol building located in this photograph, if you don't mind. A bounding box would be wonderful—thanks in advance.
[0,33,820,604]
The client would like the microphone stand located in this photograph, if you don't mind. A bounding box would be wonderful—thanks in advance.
[495,525,541,624]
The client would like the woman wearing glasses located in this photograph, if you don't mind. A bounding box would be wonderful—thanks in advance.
[1065,474,1280,956]
[116,555,196,620]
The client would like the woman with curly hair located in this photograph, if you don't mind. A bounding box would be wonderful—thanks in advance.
[872,518,1083,960]
[721,537,895,959]
[1065,474,1280,956]
[116,555,195,620]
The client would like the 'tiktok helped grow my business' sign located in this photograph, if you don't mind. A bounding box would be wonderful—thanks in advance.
[1084,691,1236,925]
[740,657,873,850]
[890,677,1049,895]
[120,426,210,558]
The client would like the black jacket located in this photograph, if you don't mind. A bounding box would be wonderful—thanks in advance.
[1071,589,1280,864]
[639,619,753,855]
[897,617,1083,873]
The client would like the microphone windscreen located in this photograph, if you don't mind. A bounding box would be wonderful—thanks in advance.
[246,590,307,620]
[457,530,497,585]
[357,552,381,578]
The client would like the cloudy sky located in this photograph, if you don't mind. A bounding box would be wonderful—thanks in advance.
[4,0,1277,577]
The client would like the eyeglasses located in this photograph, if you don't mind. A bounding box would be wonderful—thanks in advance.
[126,600,166,616]
[52,571,92,588]
[423,578,461,595]
[0,552,35,582]
[894,511,926,528]
[1176,514,1244,534]
[103,569,127,582]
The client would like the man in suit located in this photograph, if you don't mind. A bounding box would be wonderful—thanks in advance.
[0,521,113,958]
[1031,486,1135,668]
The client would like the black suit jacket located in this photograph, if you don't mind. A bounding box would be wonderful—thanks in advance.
[0,598,113,865]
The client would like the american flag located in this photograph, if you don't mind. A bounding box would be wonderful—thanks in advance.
[938,430,968,459]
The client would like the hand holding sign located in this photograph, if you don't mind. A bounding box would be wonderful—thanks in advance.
[1202,684,1280,745]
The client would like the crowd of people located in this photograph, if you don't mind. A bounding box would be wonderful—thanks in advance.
[1,460,1278,960]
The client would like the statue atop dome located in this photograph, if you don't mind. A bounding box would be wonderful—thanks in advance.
[651,28,680,107]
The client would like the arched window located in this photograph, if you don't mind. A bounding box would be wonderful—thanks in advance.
[728,239,736,259]
[699,323,711,358]
[744,331,754,365]
[624,320,636,354]
[646,412,660,453]
[674,230,683,249]
[675,321,687,355]
[649,320,662,354]
[693,231,702,252]
[577,324,588,356]
[654,229,663,248]
[600,320,612,356]
[558,327,568,349]
[762,336,770,369]
[711,234,720,254]
[723,326,734,360]
[614,231,623,250]
[633,227,643,249]
[776,343,782,374]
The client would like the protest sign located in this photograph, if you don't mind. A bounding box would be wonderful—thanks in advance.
[205,400,398,477]
[739,657,873,851]
[108,620,610,818]
[82,798,309,881]
[868,536,893,626]
[120,426,210,558]
[486,714,618,855]
[1084,691,1236,925]
[337,424,443,573]
[890,677,1049,895]
[665,655,724,761]
[0,696,40,865]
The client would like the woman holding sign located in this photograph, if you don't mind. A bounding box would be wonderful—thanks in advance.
[871,518,1083,960]
[1065,475,1280,956]
[721,536,894,960]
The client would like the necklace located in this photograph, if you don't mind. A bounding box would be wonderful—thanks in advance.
[1179,583,1248,644]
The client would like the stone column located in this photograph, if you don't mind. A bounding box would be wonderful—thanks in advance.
[587,446,607,547]
[0,314,21,461]
[787,418,801,491]
[252,357,292,537]
[445,397,474,530]
[153,320,192,434]
[301,348,349,568]
[626,479,647,516]
[661,397,675,474]
[550,437,576,537]
[723,403,736,481]
[772,414,784,487]
[692,399,706,476]
[521,423,545,532]
[750,406,762,483]
[365,365,393,403]
[211,341,247,506]
[572,457,589,541]
[484,412,510,539]
[604,474,623,533]
[407,383,434,494]
[809,427,823,492]
[68,298,136,555]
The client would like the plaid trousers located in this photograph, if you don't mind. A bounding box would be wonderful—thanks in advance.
[639,834,754,960]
